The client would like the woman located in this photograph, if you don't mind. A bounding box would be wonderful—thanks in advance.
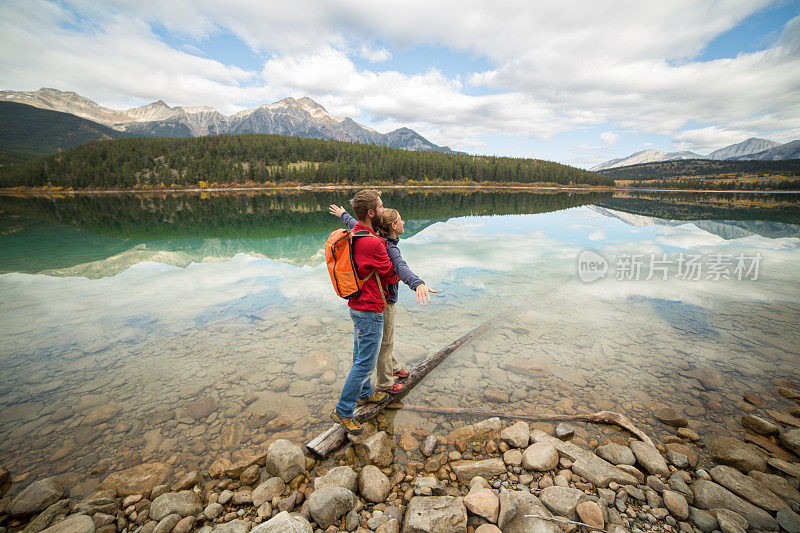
[329,204,434,400]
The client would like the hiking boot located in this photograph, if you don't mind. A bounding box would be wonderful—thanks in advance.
[357,391,389,405]
[330,409,363,435]
[393,368,410,380]
[376,382,405,395]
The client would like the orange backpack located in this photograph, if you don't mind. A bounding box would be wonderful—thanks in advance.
[325,228,385,301]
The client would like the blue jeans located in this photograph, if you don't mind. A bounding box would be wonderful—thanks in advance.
[335,308,384,417]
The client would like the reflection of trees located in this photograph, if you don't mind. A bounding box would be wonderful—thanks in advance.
[0,190,612,240]
[2,189,797,276]
[0,190,611,275]
[600,192,800,225]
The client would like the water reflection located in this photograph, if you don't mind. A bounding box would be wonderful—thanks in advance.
[0,189,798,498]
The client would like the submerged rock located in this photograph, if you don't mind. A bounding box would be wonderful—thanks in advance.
[708,437,767,473]
[741,414,780,436]
[447,417,502,442]
[655,407,688,427]
[292,349,335,378]
[99,462,173,497]
[6,478,64,517]
[184,397,216,420]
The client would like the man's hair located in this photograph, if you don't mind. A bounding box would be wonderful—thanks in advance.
[350,189,381,221]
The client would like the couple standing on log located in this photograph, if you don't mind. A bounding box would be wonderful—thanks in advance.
[328,189,435,435]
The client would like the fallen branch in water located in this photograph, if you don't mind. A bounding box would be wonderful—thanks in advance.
[523,514,604,531]
[306,279,572,458]
[393,404,654,447]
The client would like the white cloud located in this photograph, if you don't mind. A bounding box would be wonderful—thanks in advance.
[588,230,606,241]
[359,45,392,62]
[673,126,759,153]
[600,132,620,146]
[1,0,799,155]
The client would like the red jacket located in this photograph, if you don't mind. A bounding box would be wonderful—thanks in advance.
[349,222,400,313]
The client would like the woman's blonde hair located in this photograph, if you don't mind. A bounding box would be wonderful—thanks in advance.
[375,208,400,237]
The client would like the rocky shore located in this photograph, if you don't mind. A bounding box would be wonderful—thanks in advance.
[1,385,799,533]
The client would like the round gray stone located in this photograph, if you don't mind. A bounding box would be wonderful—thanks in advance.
[307,485,356,529]
[595,443,635,466]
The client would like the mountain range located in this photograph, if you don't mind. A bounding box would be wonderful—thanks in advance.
[592,137,799,171]
[0,87,453,153]
[589,205,800,240]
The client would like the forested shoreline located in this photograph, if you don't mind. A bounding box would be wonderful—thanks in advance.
[0,133,611,188]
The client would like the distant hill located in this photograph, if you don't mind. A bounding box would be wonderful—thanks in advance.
[707,137,781,160]
[729,140,800,161]
[0,101,124,160]
[0,88,455,153]
[592,137,792,170]
[0,132,610,189]
[591,149,703,171]
[597,157,800,181]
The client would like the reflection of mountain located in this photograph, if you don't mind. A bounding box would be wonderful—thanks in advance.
[596,192,800,226]
[589,206,800,240]
[0,190,608,276]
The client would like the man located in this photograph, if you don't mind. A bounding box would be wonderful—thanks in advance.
[331,189,400,434]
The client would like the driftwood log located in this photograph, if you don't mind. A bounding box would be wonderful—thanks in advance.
[306,303,522,457]
[390,404,654,447]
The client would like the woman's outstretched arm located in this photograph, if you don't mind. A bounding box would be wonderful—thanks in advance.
[387,241,435,305]
[329,204,356,230]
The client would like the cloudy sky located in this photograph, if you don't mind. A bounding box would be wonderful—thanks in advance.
[1,0,799,168]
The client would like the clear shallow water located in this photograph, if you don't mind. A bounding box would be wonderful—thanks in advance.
[0,189,799,496]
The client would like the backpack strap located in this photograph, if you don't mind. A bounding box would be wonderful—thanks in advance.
[364,270,388,306]
[351,229,388,306]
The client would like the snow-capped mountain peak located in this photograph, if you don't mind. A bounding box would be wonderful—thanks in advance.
[707,137,781,160]
[124,100,175,122]
[591,149,701,171]
[0,88,452,153]
[591,136,796,170]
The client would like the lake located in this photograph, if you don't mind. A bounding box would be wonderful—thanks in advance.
[1,188,799,497]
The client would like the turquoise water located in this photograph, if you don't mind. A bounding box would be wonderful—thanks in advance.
[0,189,798,495]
